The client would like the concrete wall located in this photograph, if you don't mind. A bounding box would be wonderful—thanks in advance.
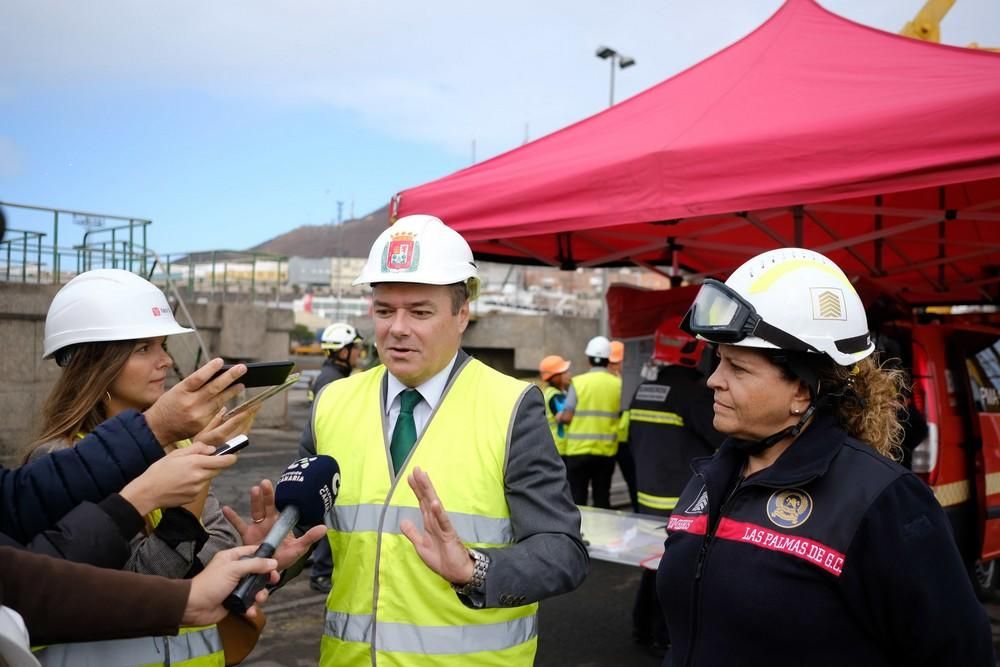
[0,283,293,465]
[462,313,600,380]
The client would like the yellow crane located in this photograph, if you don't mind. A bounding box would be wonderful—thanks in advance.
[900,0,955,42]
[899,0,999,50]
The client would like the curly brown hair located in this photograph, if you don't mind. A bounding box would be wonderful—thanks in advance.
[815,355,908,460]
[768,351,909,460]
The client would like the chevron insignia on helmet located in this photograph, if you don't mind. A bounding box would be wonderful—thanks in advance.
[810,288,846,320]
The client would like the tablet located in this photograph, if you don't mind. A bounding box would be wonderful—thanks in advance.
[212,361,294,389]
[223,372,301,421]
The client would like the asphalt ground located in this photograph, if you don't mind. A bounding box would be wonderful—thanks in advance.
[215,382,1000,666]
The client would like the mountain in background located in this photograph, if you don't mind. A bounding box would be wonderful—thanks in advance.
[250,205,390,259]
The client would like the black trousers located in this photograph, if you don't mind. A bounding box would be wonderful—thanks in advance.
[616,442,639,512]
[564,454,616,508]
[633,568,669,646]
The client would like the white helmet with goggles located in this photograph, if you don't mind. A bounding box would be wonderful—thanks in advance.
[681,247,873,367]
[321,322,362,351]
[353,214,480,301]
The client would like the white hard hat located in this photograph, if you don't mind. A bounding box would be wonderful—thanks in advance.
[353,214,480,301]
[321,322,362,351]
[683,247,873,366]
[43,269,193,360]
[585,335,612,360]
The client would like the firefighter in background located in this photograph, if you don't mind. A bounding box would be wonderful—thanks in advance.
[560,336,622,508]
[307,323,364,402]
[539,355,572,460]
[627,318,723,655]
[300,322,363,593]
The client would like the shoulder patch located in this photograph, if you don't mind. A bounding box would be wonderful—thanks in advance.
[684,485,709,514]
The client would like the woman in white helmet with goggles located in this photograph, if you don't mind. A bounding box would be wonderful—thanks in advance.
[656,248,992,666]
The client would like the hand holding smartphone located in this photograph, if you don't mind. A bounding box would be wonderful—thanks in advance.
[211,361,295,389]
[213,434,250,456]
[223,372,301,422]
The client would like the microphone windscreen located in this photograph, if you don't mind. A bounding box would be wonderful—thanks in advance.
[274,455,341,525]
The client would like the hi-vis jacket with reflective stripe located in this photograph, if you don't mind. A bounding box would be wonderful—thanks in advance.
[541,384,568,456]
[314,358,539,667]
[627,365,721,516]
[657,414,994,666]
[565,370,621,458]
[33,625,223,667]
[31,438,225,667]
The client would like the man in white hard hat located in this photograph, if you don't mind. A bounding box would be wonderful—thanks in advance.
[307,214,587,666]
[300,322,363,593]
[558,335,623,508]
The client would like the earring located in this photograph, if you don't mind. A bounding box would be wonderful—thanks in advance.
[105,391,112,403]
[792,408,801,415]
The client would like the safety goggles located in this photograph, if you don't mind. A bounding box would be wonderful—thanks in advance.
[680,279,817,353]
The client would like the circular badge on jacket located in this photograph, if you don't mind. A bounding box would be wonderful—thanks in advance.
[766,488,813,528]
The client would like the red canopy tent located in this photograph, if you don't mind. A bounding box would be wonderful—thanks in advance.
[393,0,1000,307]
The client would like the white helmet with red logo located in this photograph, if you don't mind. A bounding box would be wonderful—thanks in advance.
[353,214,480,301]
[43,269,192,362]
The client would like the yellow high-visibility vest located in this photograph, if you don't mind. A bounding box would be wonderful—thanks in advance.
[541,384,568,456]
[314,358,539,666]
[565,371,622,458]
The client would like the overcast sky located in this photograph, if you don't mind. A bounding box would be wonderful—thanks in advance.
[2,0,998,254]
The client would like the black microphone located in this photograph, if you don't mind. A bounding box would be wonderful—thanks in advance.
[224,455,341,613]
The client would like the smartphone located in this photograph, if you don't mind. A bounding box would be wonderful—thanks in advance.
[211,361,295,389]
[213,434,250,456]
[223,372,301,422]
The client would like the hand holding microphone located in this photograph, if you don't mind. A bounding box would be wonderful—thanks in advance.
[223,455,341,614]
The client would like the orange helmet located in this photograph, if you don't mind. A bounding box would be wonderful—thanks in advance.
[539,355,572,382]
[609,340,624,364]
[653,317,706,368]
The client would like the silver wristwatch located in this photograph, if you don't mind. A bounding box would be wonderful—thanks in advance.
[451,548,490,596]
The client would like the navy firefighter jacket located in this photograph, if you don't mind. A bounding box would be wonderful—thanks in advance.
[657,413,994,667]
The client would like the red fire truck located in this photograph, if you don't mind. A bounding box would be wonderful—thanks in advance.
[878,313,1000,598]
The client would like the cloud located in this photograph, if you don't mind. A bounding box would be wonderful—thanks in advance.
[1,0,998,161]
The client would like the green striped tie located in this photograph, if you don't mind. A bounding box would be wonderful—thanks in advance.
[390,389,422,475]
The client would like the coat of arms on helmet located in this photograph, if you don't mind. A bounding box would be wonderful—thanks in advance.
[382,231,420,273]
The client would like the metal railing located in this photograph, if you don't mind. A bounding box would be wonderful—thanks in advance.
[0,229,46,283]
[0,202,288,301]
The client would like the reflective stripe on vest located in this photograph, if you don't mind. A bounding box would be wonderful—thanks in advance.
[314,358,539,667]
[541,385,567,456]
[34,625,223,667]
[565,371,622,458]
[638,492,679,511]
[324,611,538,654]
[630,409,684,427]
[331,503,513,544]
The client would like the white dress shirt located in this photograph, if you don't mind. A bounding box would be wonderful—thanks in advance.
[385,353,458,438]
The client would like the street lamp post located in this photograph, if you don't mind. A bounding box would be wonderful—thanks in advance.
[596,45,636,106]
[594,46,635,336]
